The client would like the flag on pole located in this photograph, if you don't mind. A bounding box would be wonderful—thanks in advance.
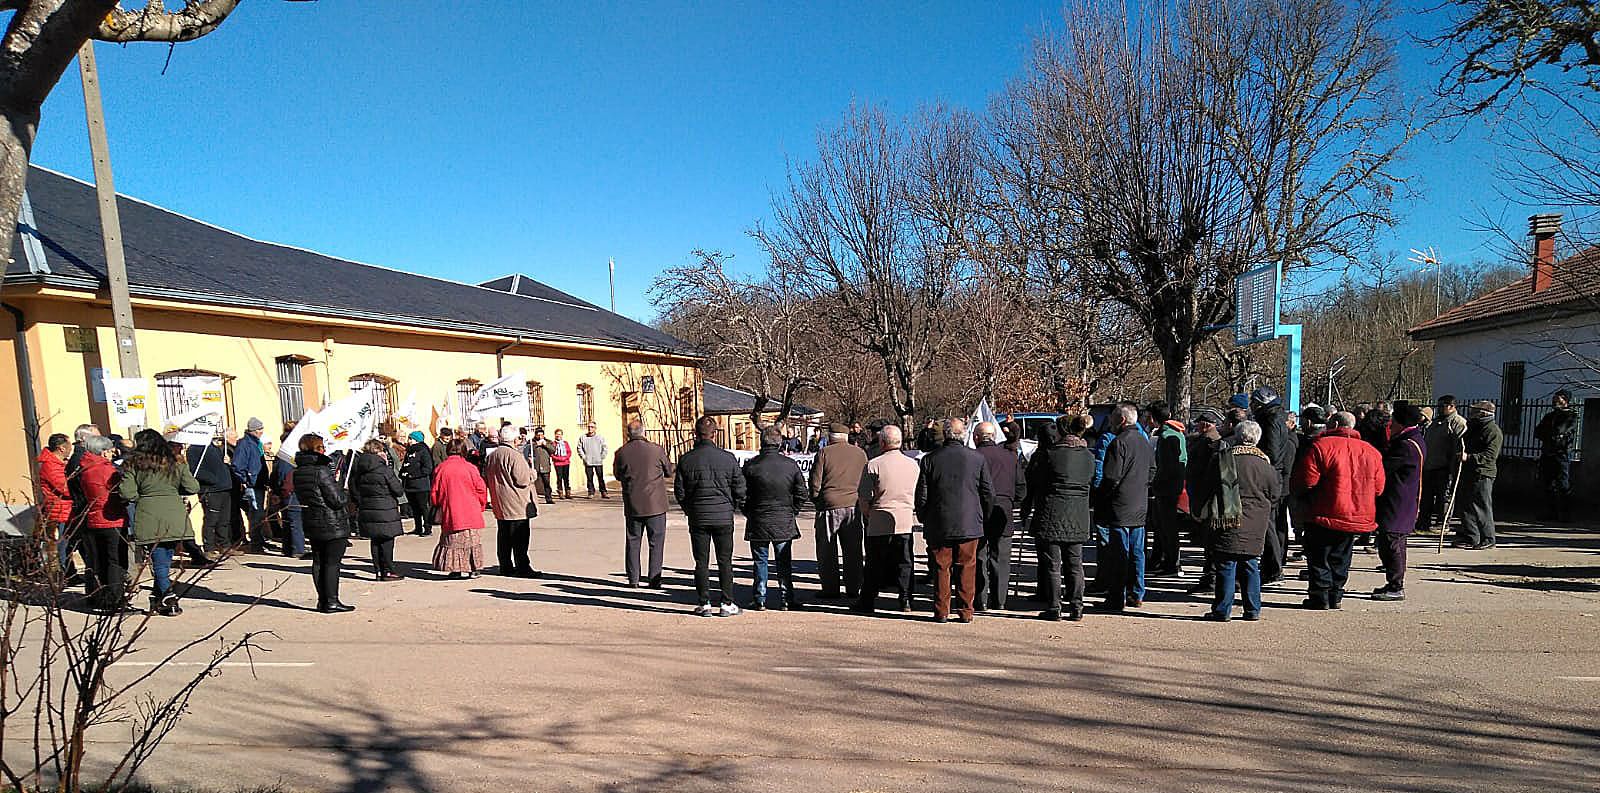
[468,372,528,422]
[966,397,997,448]
[277,406,324,463]
[392,389,421,432]
[315,393,379,456]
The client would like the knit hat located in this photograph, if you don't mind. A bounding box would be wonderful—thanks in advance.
[1193,407,1223,426]
[409,431,425,443]
[1228,393,1250,410]
[246,417,264,432]
[1300,404,1329,426]
[1470,400,1496,414]
[1250,386,1280,407]
[829,422,850,435]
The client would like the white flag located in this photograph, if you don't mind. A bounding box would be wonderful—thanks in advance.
[315,393,379,455]
[469,372,528,422]
[967,397,998,448]
[101,376,150,430]
[392,389,421,432]
[163,404,224,446]
[278,406,324,463]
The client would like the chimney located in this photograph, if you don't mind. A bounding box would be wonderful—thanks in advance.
[1530,213,1562,293]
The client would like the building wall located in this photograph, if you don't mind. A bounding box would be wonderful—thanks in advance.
[1,292,700,501]
[1430,316,1600,403]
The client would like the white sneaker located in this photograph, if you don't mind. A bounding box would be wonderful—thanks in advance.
[693,604,714,617]
[718,602,742,617]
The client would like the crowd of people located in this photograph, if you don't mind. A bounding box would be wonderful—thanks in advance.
[29,385,1581,622]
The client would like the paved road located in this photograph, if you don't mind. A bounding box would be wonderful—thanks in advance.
[25,500,1600,792]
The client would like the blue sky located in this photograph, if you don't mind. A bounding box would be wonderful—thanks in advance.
[30,0,1559,323]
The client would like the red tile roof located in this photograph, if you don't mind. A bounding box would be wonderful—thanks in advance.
[1408,246,1600,340]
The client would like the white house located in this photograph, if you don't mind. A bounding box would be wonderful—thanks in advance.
[1409,214,1597,460]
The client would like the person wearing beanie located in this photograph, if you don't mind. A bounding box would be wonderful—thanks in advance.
[1454,401,1502,550]
[400,430,436,536]
[233,417,270,553]
[1373,401,1425,601]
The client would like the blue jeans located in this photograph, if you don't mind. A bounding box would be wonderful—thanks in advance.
[1104,525,1145,605]
[1211,554,1261,617]
[147,542,176,596]
[281,509,305,557]
[750,540,794,604]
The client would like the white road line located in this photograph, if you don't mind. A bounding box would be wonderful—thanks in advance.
[1554,676,1600,681]
[115,661,315,668]
[772,667,1010,676]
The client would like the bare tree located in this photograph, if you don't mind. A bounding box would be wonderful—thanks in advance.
[0,2,248,297]
[1431,0,1600,113]
[756,104,975,428]
[1024,0,1414,412]
[652,250,822,427]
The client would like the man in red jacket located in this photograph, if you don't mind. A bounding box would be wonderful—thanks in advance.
[34,433,73,556]
[1292,410,1385,610]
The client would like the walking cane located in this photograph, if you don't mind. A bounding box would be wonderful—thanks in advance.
[1437,458,1464,554]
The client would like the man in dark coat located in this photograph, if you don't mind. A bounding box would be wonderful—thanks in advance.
[399,431,436,536]
[1374,402,1425,601]
[742,427,808,611]
[1194,420,1280,621]
[675,415,747,616]
[1021,423,1095,621]
[1095,404,1154,612]
[974,421,1025,611]
[187,436,235,554]
[1534,390,1578,521]
[1184,408,1225,594]
[613,421,672,588]
[1454,401,1503,550]
[1250,386,1296,585]
[914,418,994,623]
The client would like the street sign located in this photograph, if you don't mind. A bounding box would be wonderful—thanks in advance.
[1234,264,1279,345]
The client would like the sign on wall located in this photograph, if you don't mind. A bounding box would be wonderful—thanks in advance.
[63,326,98,354]
[162,375,226,445]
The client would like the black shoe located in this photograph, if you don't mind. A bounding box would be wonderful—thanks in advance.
[647,575,662,589]
[515,569,543,579]
[1242,612,1261,621]
[160,594,182,617]
[1472,542,1496,550]
[318,602,356,614]
[749,600,767,612]
[1037,610,1062,621]
[1371,589,1405,601]
[1066,608,1084,622]
[1200,611,1230,622]
[1302,598,1330,610]
[1125,597,1143,608]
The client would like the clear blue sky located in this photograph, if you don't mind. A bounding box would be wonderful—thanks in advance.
[30,0,1558,323]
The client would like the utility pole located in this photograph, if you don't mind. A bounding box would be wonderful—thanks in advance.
[79,41,140,380]
[608,257,616,313]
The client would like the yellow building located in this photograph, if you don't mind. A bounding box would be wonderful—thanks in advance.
[1,166,703,528]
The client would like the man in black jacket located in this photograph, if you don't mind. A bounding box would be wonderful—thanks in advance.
[1251,386,1296,584]
[915,418,994,623]
[1535,390,1578,521]
[188,435,235,554]
[742,427,808,611]
[974,421,1024,611]
[399,431,436,536]
[1096,404,1154,612]
[675,415,748,616]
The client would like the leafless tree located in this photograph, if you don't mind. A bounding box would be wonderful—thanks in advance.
[1431,0,1600,113]
[652,250,823,427]
[0,2,249,301]
[1024,0,1415,412]
[756,104,975,428]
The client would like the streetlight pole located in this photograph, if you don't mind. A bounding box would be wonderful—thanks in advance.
[78,41,140,381]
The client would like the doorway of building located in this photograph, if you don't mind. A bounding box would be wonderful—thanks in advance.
[621,391,641,437]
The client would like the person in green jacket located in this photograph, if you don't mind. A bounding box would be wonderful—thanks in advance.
[117,429,200,616]
[1453,401,1503,551]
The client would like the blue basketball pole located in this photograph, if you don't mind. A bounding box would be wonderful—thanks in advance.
[1278,323,1302,411]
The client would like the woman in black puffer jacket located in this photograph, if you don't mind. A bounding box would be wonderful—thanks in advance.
[293,434,354,613]
[349,439,407,582]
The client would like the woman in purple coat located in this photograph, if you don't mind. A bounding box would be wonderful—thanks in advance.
[1374,401,1426,601]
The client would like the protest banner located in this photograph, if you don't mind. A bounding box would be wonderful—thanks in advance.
[316,393,379,456]
[100,376,150,430]
[469,372,529,422]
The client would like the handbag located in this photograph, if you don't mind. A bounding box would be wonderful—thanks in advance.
[525,498,539,520]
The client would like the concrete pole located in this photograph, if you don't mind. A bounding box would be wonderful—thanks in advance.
[78,41,140,380]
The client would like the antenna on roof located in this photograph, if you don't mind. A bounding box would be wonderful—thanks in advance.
[608,258,616,314]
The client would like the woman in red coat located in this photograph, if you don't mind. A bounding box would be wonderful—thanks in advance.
[430,438,488,578]
[77,435,130,611]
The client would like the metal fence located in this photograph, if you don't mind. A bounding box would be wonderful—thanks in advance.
[642,427,732,466]
[1464,399,1583,461]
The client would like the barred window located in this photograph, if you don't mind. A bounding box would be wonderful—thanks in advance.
[275,356,306,422]
[350,374,398,423]
[527,381,545,427]
[457,379,481,427]
[576,384,594,426]
[678,387,695,424]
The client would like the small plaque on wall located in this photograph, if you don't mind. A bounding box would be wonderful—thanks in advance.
[641,375,656,394]
[64,327,98,353]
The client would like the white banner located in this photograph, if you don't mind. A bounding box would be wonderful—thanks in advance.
[278,406,324,463]
[162,375,225,444]
[967,397,997,448]
[392,389,422,432]
[469,372,528,421]
[315,393,379,455]
[101,376,149,430]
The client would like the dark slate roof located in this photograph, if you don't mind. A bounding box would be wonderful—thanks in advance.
[703,381,821,416]
[6,165,700,358]
[1409,247,1600,340]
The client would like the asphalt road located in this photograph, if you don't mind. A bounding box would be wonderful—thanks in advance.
[16,499,1600,792]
